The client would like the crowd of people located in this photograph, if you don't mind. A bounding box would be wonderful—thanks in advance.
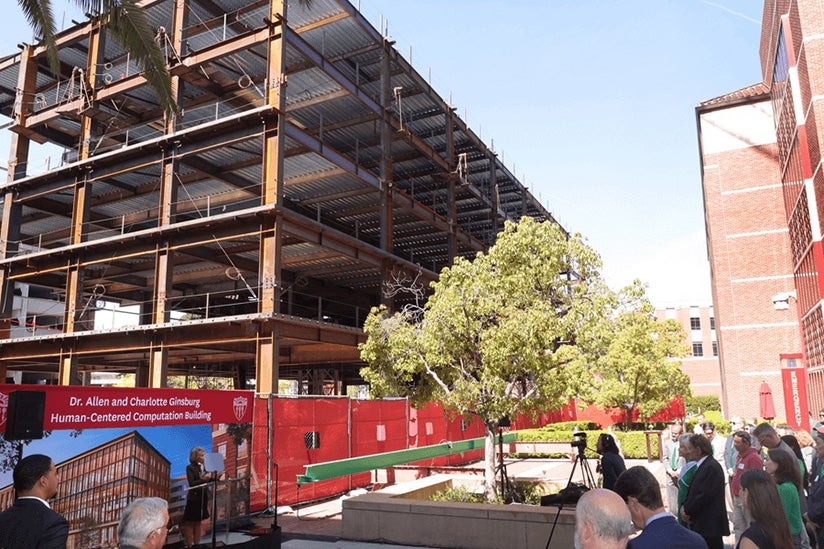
[2,416,824,548]
[577,414,824,549]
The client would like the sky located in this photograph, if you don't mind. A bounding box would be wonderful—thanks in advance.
[0,0,766,308]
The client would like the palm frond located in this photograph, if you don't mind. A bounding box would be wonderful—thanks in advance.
[79,0,176,115]
[21,0,319,117]
[17,0,60,73]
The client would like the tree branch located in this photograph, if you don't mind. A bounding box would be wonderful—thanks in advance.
[423,359,451,394]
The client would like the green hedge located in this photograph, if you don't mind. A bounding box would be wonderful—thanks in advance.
[684,395,721,415]
[532,421,600,432]
[430,482,549,505]
[516,428,661,460]
[613,421,671,432]
[685,410,730,435]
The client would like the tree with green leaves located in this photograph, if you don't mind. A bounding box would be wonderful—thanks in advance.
[593,280,690,429]
[359,217,612,499]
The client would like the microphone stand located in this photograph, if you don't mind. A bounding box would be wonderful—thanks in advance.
[210,471,219,549]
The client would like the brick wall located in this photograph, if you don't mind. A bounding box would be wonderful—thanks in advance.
[763,0,824,415]
[654,306,721,404]
[698,96,802,420]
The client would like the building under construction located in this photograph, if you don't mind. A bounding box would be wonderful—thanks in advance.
[0,0,558,393]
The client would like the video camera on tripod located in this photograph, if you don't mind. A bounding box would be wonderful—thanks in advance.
[540,431,597,548]
[570,431,587,454]
[541,432,594,507]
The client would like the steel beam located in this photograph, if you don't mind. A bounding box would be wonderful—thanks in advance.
[298,432,518,484]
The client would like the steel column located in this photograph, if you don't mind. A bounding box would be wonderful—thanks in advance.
[146,0,187,387]
[256,1,287,395]
[0,45,36,367]
[59,24,105,385]
[379,41,394,310]
[446,109,456,264]
[489,157,499,236]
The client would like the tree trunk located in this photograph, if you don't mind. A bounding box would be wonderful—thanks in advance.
[484,421,497,500]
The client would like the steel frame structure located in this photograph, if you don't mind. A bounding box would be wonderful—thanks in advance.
[0,0,559,392]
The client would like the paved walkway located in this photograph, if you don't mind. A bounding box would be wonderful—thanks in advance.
[198,457,736,548]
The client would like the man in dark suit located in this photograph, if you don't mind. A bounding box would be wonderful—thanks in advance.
[681,434,730,549]
[614,465,707,549]
[0,454,68,549]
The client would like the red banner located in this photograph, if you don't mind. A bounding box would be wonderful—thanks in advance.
[781,364,810,432]
[0,384,254,431]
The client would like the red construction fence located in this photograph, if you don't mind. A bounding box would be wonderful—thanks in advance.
[247,394,684,510]
[249,397,516,509]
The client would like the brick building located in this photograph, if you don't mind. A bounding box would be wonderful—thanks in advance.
[212,422,251,521]
[0,431,170,549]
[696,85,802,420]
[697,0,824,422]
[756,0,824,417]
[655,305,722,402]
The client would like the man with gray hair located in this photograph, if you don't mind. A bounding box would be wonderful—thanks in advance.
[574,488,633,549]
[117,497,169,549]
[662,422,684,513]
[752,422,793,457]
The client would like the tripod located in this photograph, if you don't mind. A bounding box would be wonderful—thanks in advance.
[544,445,596,549]
[567,445,596,490]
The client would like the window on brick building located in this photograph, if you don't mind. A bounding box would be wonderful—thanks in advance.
[712,342,718,356]
[692,342,703,357]
[710,317,715,330]
[690,317,701,330]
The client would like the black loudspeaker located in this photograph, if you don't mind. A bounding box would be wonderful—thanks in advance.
[304,431,320,449]
[5,390,45,440]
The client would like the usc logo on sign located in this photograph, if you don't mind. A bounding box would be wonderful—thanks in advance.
[233,396,248,422]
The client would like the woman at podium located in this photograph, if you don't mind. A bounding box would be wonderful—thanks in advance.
[182,446,216,548]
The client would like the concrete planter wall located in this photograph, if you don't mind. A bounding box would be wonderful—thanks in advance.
[341,475,575,549]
